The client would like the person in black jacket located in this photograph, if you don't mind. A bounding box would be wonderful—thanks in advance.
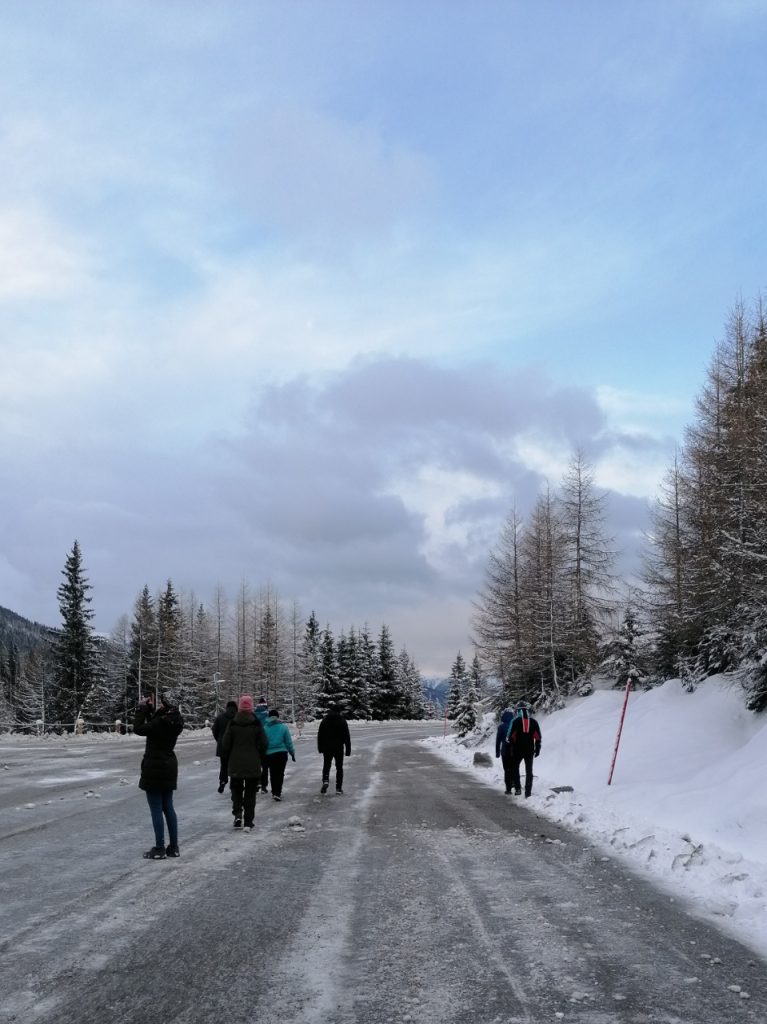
[221,695,268,830]
[507,702,542,798]
[317,704,351,795]
[133,692,184,859]
[211,700,238,793]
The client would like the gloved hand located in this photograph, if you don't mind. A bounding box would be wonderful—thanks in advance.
[534,744,541,757]
[290,753,296,762]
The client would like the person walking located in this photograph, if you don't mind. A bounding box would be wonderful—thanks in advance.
[317,704,351,795]
[211,699,237,793]
[134,692,184,859]
[262,708,296,802]
[255,696,269,792]
[221,695,267,831]
[494,707,516,795]
[507,701,542,798]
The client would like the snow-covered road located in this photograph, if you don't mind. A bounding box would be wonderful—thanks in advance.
[1,725,766,1023]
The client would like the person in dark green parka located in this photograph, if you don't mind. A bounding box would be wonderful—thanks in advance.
[221,695,267,830]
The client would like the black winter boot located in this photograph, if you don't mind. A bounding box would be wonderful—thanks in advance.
[143,846,166,860]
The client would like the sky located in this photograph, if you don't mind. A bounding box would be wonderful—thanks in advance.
[427,674,767,960]
[2,1,767,675]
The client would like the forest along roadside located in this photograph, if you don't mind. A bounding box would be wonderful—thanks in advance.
[1,726,765,1024]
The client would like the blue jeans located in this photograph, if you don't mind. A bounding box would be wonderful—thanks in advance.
[145,789,178,847]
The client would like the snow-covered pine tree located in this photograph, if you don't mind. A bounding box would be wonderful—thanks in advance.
[468,653,484,701]
[49,540,100,726]
[397,647,425,719]
[335,631,353,717]
[357,624,378,716]
[445,652,467,720]
[157,579,185,704]
[345,628,371,719]
[454,674,479,737]
[128,585,158,707]
[370,624,398,720]
[300,611,323,718]
[314,626,340,717]
[600,594,647,688]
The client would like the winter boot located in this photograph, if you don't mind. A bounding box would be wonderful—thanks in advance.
[143,846,166,860]
[233,818,243,829]
[165,844,180,858]
[320,782,328,794]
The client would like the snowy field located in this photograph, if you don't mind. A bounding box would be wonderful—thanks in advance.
[425,675,767,960]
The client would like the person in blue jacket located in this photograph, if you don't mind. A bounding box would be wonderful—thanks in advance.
[262,708,296,801]
[495,708,516,795]
[255,697,269,791]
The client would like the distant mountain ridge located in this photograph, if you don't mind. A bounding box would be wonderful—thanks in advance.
[422,677,449,708]
[0,605,52,651]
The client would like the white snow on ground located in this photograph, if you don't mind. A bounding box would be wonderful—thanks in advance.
[424,674,767,959]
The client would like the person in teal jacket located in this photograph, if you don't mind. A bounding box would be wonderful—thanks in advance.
[262,708,296,801]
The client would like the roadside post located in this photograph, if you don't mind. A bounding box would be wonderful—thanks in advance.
[607,675,633,785]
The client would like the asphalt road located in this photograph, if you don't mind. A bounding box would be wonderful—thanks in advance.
[1,723,766,1024]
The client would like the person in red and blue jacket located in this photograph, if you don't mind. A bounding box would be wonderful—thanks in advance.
[506,702,542,797]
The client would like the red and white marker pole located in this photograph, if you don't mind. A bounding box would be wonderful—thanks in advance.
[607,677,633,785]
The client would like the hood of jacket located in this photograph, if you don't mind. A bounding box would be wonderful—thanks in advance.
[233,710,256,726]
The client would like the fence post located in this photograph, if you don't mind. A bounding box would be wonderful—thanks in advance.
[607,677,633,785]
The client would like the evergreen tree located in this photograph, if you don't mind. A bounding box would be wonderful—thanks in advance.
[445,652,467,720]
[341,628,371,719]
[300,612,323,718]
[128,585,158,707]
[157,579,184,699]
[315,626,340,717]
[370,625,398,720]
[49,540,99,725]
[455,675,480,737]
[357,624,378,716]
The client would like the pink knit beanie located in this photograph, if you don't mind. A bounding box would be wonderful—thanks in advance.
[238,695,254,712]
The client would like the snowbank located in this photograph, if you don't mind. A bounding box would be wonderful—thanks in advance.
[424,675,767,958]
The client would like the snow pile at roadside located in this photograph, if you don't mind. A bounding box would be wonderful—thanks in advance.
[424,675,767,958]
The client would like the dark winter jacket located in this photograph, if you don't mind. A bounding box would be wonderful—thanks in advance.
[507,709,541,757]
[134,704,184,791]
[317,710,351,756]
[211,704,237,756]
[495,709,515,758]
[221,711,268,778]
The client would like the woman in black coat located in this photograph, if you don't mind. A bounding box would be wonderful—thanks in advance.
[221,695,267,831]
[133,693,184,859]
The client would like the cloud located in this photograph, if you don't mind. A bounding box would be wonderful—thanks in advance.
[221,104,436,242]
[0,354,664,673]
[0,206,92,300]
